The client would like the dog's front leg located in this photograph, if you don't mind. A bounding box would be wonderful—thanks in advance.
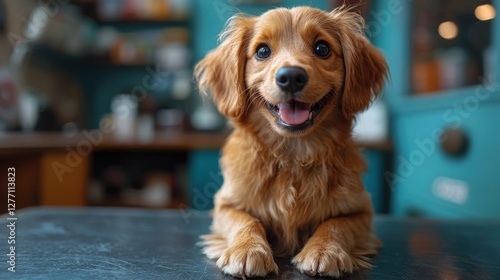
[203,204,278,278]
[292,212,380,278]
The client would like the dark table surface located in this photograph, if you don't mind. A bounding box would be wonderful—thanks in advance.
[1,207,499,280]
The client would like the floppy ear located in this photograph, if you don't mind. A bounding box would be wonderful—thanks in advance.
[330,9,389,120]
[195,15,255,120]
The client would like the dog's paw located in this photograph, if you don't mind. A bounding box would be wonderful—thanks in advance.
[292,243,372,278]
[216,240,278,278]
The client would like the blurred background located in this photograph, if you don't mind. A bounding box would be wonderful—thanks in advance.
[0,0,498,218]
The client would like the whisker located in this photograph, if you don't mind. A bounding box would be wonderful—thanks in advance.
[244,88,265,114]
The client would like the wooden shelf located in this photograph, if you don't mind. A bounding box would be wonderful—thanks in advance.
[0,130,230,151]
[356,139,393,152]
[97,131,229,150]
[0,131,392,151]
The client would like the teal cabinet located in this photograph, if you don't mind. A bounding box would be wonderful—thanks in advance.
[374,0,500,218]
[363,150,389,214]
[391,102,500,218]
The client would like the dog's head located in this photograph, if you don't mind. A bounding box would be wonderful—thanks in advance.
[195,6,388,137]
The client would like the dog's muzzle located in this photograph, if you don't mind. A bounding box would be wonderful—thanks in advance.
[265,92,333,132]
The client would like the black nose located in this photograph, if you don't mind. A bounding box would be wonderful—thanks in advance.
[275,67,309,94]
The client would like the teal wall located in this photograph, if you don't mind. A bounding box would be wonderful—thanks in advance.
[188,149,221,210]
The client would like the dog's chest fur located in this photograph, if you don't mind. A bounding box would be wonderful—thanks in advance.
[249,159,335,256]
[222,130,350,256]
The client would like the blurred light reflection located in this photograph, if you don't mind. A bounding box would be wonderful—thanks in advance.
[475,4,496,21]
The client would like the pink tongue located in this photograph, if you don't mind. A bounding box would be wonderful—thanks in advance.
[278,101,311,125]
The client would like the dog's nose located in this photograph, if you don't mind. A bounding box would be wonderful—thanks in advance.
[275,67,309,94]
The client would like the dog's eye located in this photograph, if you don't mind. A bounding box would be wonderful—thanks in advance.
[255,44,271,60]
[314,41,331,58]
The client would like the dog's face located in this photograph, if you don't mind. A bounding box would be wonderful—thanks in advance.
[245,8,346,136]
[196,7,388,137]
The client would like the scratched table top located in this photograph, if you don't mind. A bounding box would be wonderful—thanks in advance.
[1,207,500,280]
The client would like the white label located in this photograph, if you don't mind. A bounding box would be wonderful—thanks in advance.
[432,177,469,205]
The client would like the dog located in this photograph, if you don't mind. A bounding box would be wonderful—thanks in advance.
[195,5,388,278]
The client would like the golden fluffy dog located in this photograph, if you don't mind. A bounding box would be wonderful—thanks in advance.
[195,5,388,278]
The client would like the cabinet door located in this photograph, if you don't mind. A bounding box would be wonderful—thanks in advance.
[391,102,500,218]
[40,152,89,207]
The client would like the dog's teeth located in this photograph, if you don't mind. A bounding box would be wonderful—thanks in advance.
[309,111,313,120]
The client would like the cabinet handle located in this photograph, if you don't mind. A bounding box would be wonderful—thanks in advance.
[440,128,469,157]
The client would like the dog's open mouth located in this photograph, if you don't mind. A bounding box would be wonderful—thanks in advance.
[265,92,332,132]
